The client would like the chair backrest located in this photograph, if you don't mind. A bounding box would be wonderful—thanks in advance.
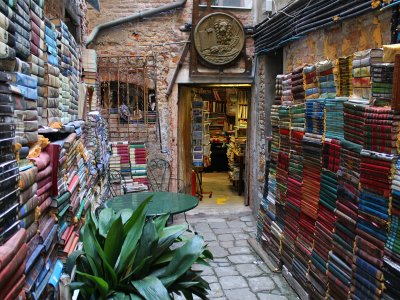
[147,158,171,192]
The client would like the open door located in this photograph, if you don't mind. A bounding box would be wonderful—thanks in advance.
[177,86,193,190]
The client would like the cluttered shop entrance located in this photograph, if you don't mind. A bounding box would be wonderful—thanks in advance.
[178,84,251,209]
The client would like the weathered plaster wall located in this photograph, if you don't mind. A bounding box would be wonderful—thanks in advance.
[247,55,267,212]
[251,51,282,215]
[283,9,392,72]
[86,1,255,188]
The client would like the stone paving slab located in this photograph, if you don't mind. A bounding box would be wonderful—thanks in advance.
[175,212,299,300]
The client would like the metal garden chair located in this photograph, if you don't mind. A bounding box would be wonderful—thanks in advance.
[146,158,188,224]
[147,158,185,193]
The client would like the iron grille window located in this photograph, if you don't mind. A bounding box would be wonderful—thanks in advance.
[98,55,157,143]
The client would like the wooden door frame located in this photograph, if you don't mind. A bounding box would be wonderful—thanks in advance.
[177,83,252,205]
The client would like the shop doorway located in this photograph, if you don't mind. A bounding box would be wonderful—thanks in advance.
[178,84,251,210]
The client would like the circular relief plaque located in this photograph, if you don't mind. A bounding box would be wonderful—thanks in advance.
[194,12,245,66]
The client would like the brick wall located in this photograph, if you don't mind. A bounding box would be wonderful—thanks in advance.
[283,9,392,72]
[44,0,64,19]
[86,1,255,187]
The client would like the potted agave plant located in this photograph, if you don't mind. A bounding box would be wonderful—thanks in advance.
[66,197,213,299]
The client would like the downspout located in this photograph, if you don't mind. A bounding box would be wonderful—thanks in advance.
[85,0,187,46]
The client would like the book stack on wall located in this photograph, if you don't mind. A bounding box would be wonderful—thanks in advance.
[343,101,366,146]
[283,130,304,272]
[352,149,394,299]
[52,19,78,124]
[305,98,325,136]
[108,141,129,195]
[309,139,340,299]
[289,103,305,131]
[29,1,46,127]
[0,1,107,298]
[14,0,31,61]
[0,229,27,299]
[371,63,394,107]
[259,47,400,299]
[27,148,59,299]
[281,73,293,105]
[316,60,337,99]
[43,18,60,126]
[50,139,68,226]
[57,132,80,261]
[68,41,80,123]
[363,106,400,154]
[58,73,69,124]
[86,111,109,198]
[304,65,319,100]
[329,139,362,299]
[67,138,87,224]
[110,141,130,179]
[325,97,346,140]
[293,134,322,288]
[337,55,352,97]
[291,67,305,104]
[271,106,290,267]
[128,143,149,192]
[352,49,383,102]
[275,75,283,104]
[0,73,19,246]
[384,157,400,299]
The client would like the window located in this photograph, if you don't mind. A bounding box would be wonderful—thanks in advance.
[199,0,252,9]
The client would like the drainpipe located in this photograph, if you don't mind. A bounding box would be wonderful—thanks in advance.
[86,0,187,46]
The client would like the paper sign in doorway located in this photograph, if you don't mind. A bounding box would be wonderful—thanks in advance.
[216,197,227,205]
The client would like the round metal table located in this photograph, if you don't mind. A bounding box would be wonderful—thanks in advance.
[105,192,199,216]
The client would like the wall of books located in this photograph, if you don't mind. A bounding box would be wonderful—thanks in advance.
[258,47,400,300]
[0,2,109,298]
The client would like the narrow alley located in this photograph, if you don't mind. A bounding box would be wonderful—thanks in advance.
[178,211,299,300]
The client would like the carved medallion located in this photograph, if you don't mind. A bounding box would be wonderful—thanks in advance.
[194,12,245,66]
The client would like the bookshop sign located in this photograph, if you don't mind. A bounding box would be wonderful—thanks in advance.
[193,12,245,67]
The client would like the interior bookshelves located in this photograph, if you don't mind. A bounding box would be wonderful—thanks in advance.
[191,88,249,173]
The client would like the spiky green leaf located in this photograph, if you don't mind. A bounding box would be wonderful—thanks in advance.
[76,271,109,298]
[131,276,171,300]
[89,224,118,288]
[132,219,159,274]
[104,216,124,268]
[99,208,117,237]
[154,214,170,235]
[159,235,205,287]
[116,197,152,274]
[82,225,102,277]
[65,250,85,275]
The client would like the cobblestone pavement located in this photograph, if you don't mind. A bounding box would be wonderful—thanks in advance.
[175,211,299,300]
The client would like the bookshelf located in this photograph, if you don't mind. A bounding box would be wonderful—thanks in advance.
[226,89,248,194]
[236,90,248,132]
[192,97,211,168]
